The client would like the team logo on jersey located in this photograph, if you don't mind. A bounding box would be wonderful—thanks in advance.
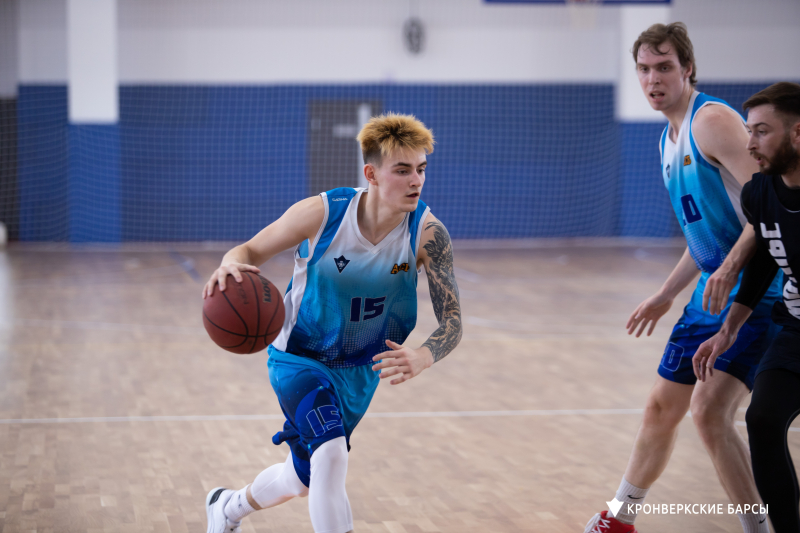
[684,155,692,166]
[666,164,671,179]
[334,255,350,273]
[391,263,409,274]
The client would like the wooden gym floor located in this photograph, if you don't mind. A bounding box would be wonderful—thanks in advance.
[0,242,797,533]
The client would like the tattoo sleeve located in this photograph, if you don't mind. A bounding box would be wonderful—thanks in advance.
[421,220,463,363]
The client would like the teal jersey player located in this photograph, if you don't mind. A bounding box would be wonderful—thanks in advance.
[586,22,776,533]
[201,113,462,533]
[268,185,431,486]
[656,89,782,390]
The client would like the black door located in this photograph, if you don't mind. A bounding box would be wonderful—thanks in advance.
[308,100,382,196]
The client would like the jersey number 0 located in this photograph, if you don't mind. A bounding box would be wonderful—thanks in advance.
[681,194,703,225]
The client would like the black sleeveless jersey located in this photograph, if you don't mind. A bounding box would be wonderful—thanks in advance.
[743,173,800,330]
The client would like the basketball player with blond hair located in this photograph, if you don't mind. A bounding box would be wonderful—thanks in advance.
[201,113,462,533]
[584,23,780,533]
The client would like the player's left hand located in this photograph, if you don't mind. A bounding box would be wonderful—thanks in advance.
[372,340,434,385]
[692,330,737,382]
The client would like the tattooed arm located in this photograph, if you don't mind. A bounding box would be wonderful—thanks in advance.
[419,215,463,363]
[371,213,463,384]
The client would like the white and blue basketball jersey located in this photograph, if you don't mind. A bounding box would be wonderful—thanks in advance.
[272,187,430,369]
[660,91,746,273]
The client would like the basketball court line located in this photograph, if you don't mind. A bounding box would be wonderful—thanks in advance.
[464,315,619,332]
[169,250,202,281]
[3,315,625,338]
[0,409,644,425]
[0,410,796,431]
[2,318,627,341]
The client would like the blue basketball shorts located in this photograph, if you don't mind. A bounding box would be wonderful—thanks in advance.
[658,275,780,391]
[267,345,380,487]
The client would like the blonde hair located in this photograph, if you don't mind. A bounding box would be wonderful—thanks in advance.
[356,112,435,166]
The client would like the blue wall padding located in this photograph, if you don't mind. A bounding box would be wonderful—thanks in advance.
[116,84,620,240]
[17,82,780,242]
[618,122,680,238]
[68,124,121,242]
[18,85,69,241]
[119,86,307,241]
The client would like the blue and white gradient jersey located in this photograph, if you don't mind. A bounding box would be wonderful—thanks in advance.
[272,187,430,369]
[660,91,746,273]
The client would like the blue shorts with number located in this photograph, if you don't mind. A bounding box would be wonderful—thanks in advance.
[267,345,379,487]
[658,273,779,391]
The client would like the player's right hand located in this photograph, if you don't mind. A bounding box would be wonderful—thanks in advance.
[702,264,737,315]
[692,329,736,381]
[202,263,261,298]
[626,292,674,338]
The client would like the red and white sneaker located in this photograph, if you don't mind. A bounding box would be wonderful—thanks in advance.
[584,511,638,533]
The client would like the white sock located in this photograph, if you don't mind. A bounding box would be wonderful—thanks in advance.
[613,477,649,525]
[309,437,353,533]
[224,486,255,523]
[224,453,309,523]
[738,511,770,533]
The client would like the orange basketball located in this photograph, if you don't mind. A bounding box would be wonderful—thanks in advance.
[202,272,285,354]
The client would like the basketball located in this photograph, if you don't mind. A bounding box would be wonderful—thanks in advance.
[202,272,285,354]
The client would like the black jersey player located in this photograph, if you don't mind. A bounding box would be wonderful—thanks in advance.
[694,82,800,533]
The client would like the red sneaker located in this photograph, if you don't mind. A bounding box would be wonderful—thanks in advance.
[584,511,638,533]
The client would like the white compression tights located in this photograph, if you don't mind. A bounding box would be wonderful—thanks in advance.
[309,437,353,533]
[249,452,309,508]
[249,437,352,533]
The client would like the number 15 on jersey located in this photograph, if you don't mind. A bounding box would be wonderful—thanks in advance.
[350,297,386,322]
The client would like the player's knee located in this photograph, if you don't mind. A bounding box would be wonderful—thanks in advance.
[745,402,781,437]
[689,397,730,439]
[311,437,349,479]
[281,464,309,498]
[643,392,685,430]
